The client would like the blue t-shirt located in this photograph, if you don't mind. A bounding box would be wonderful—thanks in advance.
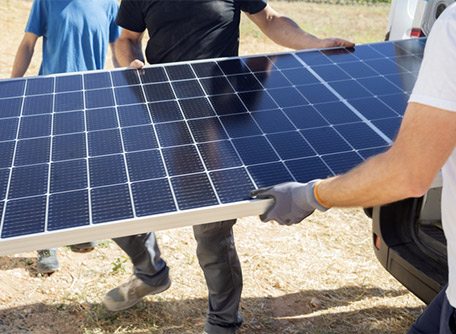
[26,0,121,75]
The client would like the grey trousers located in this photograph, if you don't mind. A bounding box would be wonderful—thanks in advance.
[113,219,242,334]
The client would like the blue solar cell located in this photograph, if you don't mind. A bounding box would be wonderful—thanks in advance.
[88,129,122,156]
[0,79,25,98]
[84,72,112,90]
[285,157,333,182]
[192,61,224,77]
[149,100,183,123]
[251,109,295,133]
[337,62,379,79]
[143,82,175,102]
[53,111,85,135]
[0,168,9,200]
[227,73,263,92]
[372,117,403,141]
[163,145,205,176]
[126,150,166,182]
[281,68,320,86]
[358,146,389,160]
[210,168,254,203]
[267,87,308,108]
[296,50,332,65]
[322,151,364,175]
[350,45,385,60]
[364,58,407,75]
[248,162,294,188]
[200,76,234,95]
[395,38,426,55]
[86,88,115,109]
[329,80,372,100]
[52,133,86,161]
[8,164,48,199]
[0,97,22,118]
[122,125,158,152]
[232,136,279,165]
[172,80,205,98]
[220,114,262,138]
[14,137,50,166]
[283,105,328,129]
[322,48,358,63]
[268,54,302,69]
[140,66,168,84]
[370,41,411,58]
[296,83,339,104]
[357,77,404,96]
[209,94,247,115]
[111,69,140,86]
[18,114,52,139]
[238,91,277,112]
[23,94,53,115]
[26,77,54,95]
[217,59,248,75]
[384,72,417,92]
[118,104,151,127]
[254,70,291,89]
[86,107,118,131]
[56,74,83,92]
[91,184,134,224]
[312,64,352,82]
[50,159,88,193]
[0,118,19,141]
[301,126,351,155]
[115,86,146,105]
[378,93,409,115]
[48,190,90,230]
[89,154,127,187]
[54,91,84,112]
[334,122,388,150]
[349,97,398,120]
[198,141,243,170]
[171,173,218,210]
[188,118,228,142]
[267,131,315,160]
[313,101,361,124]
[0,142,14,168]
[2,196,46,238]
[179,97,215,119]
[166,64,195,80]
[244,56,275,72]
[155,121,193,147]
[132,178,176,216]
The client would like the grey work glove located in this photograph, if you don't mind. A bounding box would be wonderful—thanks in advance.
[250,180,329,225]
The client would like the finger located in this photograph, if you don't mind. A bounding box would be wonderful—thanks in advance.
[130,59,145,69]
[250,186,273,198]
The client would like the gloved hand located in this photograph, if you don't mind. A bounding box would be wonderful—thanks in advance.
[250,180,329,225]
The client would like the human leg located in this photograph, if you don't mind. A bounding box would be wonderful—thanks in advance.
[408,284,456,334]
[193,220,242,334]
[103,233,170,311]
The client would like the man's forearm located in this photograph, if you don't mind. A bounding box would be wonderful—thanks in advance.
[114,36,145,68]
[11,42,35,78]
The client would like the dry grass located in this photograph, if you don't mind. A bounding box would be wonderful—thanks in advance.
[0,1,425,334]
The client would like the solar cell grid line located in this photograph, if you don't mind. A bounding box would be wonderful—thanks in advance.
[0,38,426,255]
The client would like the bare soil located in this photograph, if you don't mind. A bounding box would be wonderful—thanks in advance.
[0,1,425,334]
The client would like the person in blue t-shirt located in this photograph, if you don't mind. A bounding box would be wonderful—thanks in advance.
[11,0,121,274]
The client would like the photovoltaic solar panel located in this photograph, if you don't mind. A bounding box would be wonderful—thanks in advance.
[0,38,426,255]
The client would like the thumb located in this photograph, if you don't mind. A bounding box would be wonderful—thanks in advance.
[130,59,145,69]
[250,186,273,199]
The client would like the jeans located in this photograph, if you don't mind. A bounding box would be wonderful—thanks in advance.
[113,219,242,334]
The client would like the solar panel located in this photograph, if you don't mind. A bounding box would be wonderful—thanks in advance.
[0,38,426,255]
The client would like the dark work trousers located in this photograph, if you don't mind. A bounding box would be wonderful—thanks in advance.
[113,219,243,334]
[408,284,456,334]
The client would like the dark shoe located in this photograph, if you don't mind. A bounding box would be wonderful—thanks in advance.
[103,275,171,311]
[37,249,59,274]
[70,241,97,253]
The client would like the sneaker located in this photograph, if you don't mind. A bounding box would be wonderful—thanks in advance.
[70,241,97,253]
[36,249,59,274]
[102,275,171,311]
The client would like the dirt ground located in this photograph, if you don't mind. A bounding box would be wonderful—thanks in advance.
[0,1,425,334]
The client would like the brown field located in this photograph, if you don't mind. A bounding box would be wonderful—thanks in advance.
[0,1,426,334]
